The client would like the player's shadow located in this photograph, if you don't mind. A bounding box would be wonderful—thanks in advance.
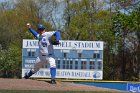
[45,81,51,84]
[45,81,56,84]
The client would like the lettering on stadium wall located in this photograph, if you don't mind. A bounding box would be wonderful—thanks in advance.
[57,71,91,78]
[23,39,103,50]
[127,83,140,92]
[57,41,101,49]
[25,40,38,48]
[22,69,102,79]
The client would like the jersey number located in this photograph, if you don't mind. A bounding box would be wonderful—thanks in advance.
[42,42,47,47]
[41,38,47,47]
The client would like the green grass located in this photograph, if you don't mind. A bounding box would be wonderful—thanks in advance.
[0,90,127,93]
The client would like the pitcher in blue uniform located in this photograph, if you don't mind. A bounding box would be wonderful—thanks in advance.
[24,23,60,84]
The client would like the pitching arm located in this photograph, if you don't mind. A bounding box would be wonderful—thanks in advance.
[26,23,39,39]
[28,28,39,38]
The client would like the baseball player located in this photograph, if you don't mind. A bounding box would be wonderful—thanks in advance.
[24,23,60,84]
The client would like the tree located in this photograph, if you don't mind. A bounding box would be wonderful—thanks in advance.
[0,0,56,78]
[63,0,109,40]
[130,4,140,81]
[0,43,21,78]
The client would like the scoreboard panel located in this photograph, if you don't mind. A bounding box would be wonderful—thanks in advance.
[22,39,103,79]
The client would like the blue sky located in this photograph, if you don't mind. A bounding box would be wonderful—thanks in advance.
[0,0,6,2]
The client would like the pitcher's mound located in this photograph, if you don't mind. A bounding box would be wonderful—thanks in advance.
[0,78,121,92]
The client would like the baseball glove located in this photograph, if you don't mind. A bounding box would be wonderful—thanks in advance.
[50,35,60,45]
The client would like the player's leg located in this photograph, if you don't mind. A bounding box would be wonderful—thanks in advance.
[24,56,44,79]
[48,57,56,84]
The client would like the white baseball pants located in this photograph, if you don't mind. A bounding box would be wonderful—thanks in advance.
[32,55,56,73]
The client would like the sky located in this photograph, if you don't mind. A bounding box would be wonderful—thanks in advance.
[0,0,8,2]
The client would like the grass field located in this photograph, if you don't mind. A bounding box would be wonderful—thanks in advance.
[0,90,127,93]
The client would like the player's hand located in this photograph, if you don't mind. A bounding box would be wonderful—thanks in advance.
[26,23,31,28]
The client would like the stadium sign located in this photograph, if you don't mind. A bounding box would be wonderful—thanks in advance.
[23,39,103,50]
[22,69,102,79]
[22,39,103,80]
[127,83,140,92]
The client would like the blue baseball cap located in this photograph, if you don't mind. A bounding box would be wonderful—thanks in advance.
[37,24,45,30]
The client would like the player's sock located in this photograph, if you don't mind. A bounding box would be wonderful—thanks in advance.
[50,68,56,80]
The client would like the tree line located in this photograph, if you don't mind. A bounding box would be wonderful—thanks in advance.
[0,0,140,81]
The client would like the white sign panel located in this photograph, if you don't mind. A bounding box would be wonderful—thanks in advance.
[23,39,103,50]
[22,69,103,79]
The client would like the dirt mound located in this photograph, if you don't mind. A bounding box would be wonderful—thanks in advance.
[0,78,121,92]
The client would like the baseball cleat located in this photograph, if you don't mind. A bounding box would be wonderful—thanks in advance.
[24,74,30,79]
[50,79,56,84]
[24,70,34,79]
